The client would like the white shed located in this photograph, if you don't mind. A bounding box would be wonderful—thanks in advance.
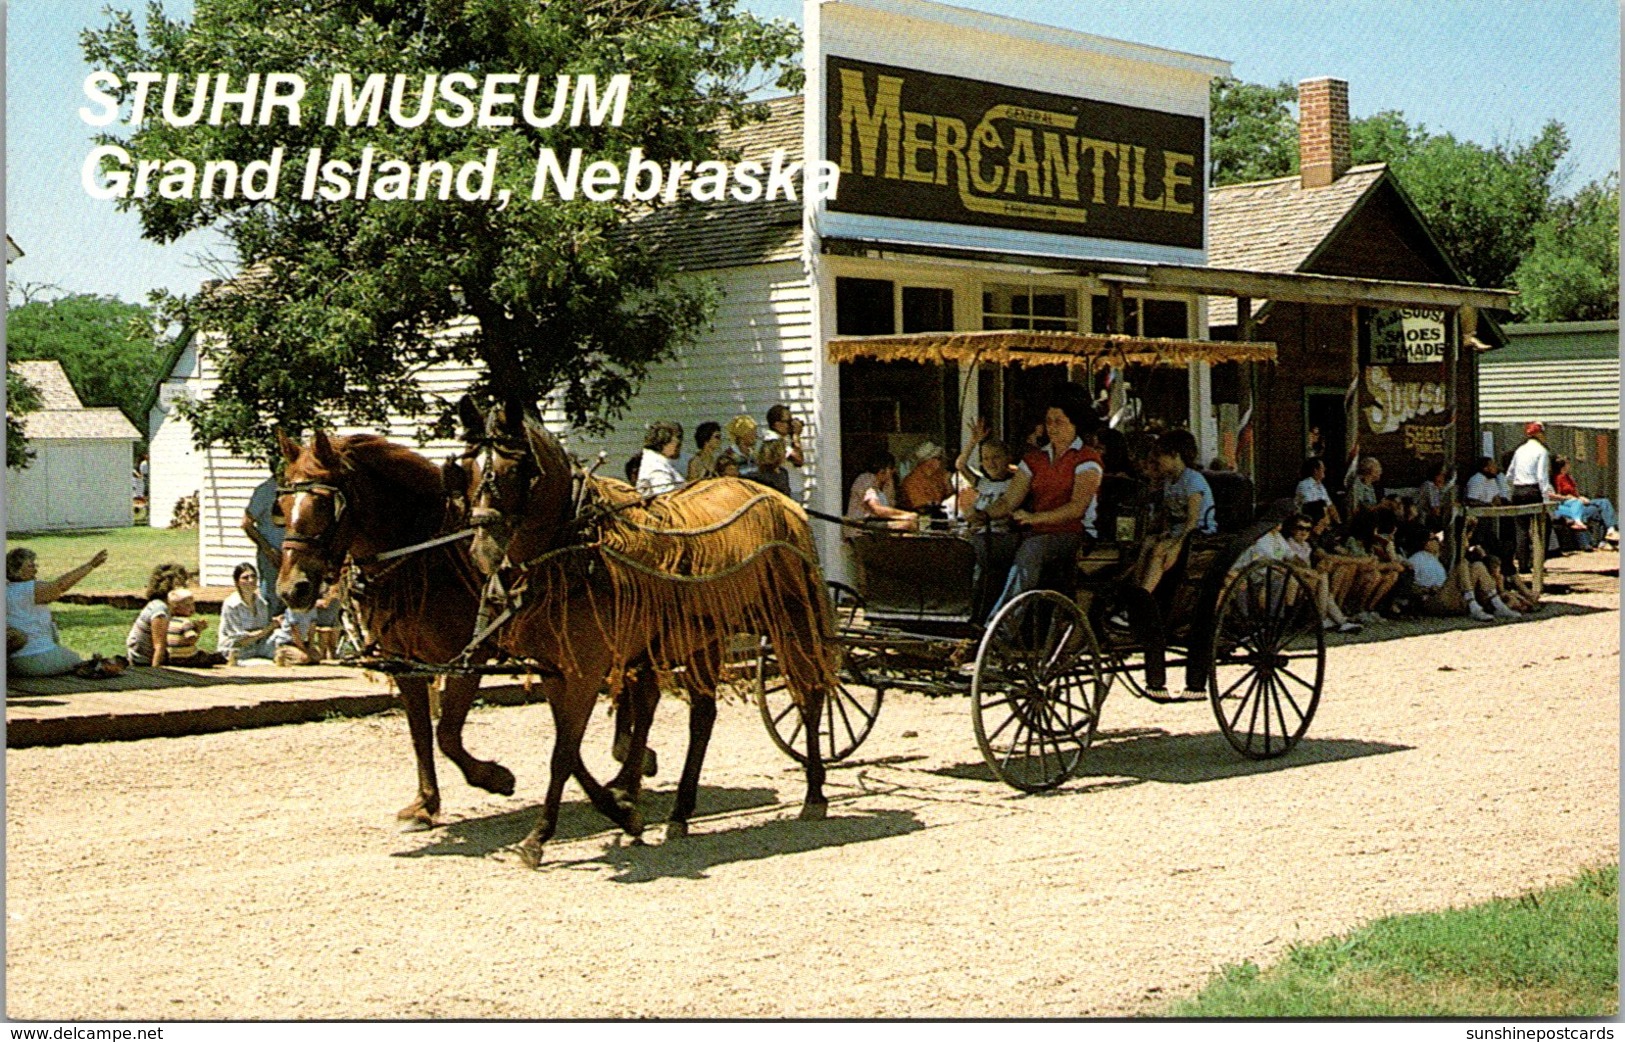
[6,360,141,532]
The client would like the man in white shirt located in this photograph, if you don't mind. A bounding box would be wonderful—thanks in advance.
[1463,457,1505,506]
[1505,422,1554,573]
[636,421,687,497]
[1506,422,1553,504]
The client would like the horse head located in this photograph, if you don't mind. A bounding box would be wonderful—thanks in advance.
[275,428,354,610]
[276,427,449,609]
[458,394,575,577]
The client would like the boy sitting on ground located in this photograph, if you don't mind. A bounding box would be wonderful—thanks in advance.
[164,589,226,665]
[272,602,322,666]
[1405,538,1520,622]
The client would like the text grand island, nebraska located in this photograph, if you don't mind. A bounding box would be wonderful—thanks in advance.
[76,70,839,205]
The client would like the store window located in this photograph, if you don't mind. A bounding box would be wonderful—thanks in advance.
[1089,295,1191,338]
[982,285,1079,332]
[836,277,895,336]
[836,279,959,498]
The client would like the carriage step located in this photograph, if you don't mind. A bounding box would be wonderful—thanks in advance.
[1142,688,1208,704]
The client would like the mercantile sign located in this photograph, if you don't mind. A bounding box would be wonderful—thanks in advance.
[825,58,1206,249]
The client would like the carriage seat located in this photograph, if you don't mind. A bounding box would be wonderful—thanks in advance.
[846,529,977,624]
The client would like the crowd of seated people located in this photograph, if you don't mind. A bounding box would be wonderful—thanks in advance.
[1233,445,1556,629]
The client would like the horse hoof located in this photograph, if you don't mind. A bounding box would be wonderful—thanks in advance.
[516,842,545,869]
[621,805,645,838]
[476,763,516,797]
[612,732,631,763]
[665,820,688,842]
[642,748,658,778]
[396,803,437,830]
[798,801,828,822]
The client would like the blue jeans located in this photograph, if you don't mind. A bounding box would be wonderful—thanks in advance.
[971,530,1020,625]
[1584,498,1618,532]
[985,531,1081,621]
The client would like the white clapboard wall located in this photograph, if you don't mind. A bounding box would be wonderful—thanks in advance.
[175,260,816,587]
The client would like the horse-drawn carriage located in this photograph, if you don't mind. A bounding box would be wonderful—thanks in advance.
[756,330,1327,793]
[273,328,1323,863]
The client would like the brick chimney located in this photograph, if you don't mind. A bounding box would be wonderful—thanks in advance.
[1299,77,1351,189]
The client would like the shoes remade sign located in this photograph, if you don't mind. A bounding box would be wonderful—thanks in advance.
[825,58,1206,249]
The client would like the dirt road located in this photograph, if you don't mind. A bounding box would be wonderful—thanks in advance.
[7,559,1617,1019]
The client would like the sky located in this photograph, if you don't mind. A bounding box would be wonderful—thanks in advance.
[5,0,1619,305]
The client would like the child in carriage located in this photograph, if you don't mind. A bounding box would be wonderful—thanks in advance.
[956,417,1019,624]
[1133,430,1216,595]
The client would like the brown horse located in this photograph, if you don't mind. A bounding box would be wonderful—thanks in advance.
[456,397,840,867]
[274,430,516,828]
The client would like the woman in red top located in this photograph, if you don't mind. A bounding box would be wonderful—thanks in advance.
[983,389,1103,619]
[1552,455,1619,544]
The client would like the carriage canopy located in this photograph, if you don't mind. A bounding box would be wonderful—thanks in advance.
[827,329,1276,370]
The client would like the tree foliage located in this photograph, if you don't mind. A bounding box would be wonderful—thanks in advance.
[1210,77,1606,312]
[6,365,41,471]
[1208,76,1298,186]
[1512,174,1619,322]
[6,292,171,428]
[1352,115,1570,293]
[84,0,803,458]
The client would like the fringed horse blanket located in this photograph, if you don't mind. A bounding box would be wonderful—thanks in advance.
[493,476,841,704]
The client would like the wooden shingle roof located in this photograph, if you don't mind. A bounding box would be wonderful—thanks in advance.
[13,360,140,441]
[1206,163,1387,325]
[629,95,805,272]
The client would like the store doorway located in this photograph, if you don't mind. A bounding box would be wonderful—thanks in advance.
[1303,388,1350,476]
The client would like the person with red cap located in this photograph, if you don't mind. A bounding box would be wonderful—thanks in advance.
[1506,421,1554,505]
[1506,421,1554,572]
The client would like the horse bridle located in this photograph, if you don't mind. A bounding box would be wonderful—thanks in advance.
[277,479,349,553]
[464,434,537,528]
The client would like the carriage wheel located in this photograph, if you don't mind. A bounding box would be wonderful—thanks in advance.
[1208,560,1325,759]
[755,582,886,764]
[971,590,1104,792]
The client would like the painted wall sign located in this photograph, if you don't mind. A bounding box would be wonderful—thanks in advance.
[1367,307,1451,364]
[825,58,1205,248]
[1364,366,1446,434]
[1401,422,1447,457]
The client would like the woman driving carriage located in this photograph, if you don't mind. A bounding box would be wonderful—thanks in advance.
[982,387,1103,619]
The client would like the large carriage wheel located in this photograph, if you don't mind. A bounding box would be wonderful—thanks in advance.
[755,581,886,764]
[971,589,1105,792]
[1208,560,1325,759]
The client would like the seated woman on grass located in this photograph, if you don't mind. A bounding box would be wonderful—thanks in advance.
[5,546,112,677]
[126,562,203,668]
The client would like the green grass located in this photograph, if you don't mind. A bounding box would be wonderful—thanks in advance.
[1163,865,1619,1018]
[48,603,145,658]
[7,527,198,593]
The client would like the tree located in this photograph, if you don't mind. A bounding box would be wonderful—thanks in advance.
[84,0,802,459]
[1353,116,1570,292]
[6,365,41,470]
[1208,76,1298,186]
[6,292,171,428]
[1512,174,1619,322]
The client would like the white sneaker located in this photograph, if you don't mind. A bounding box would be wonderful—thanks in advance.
[1468,604,1494,622]
[1336,620,1363,634]
[1491,597,1521,620]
